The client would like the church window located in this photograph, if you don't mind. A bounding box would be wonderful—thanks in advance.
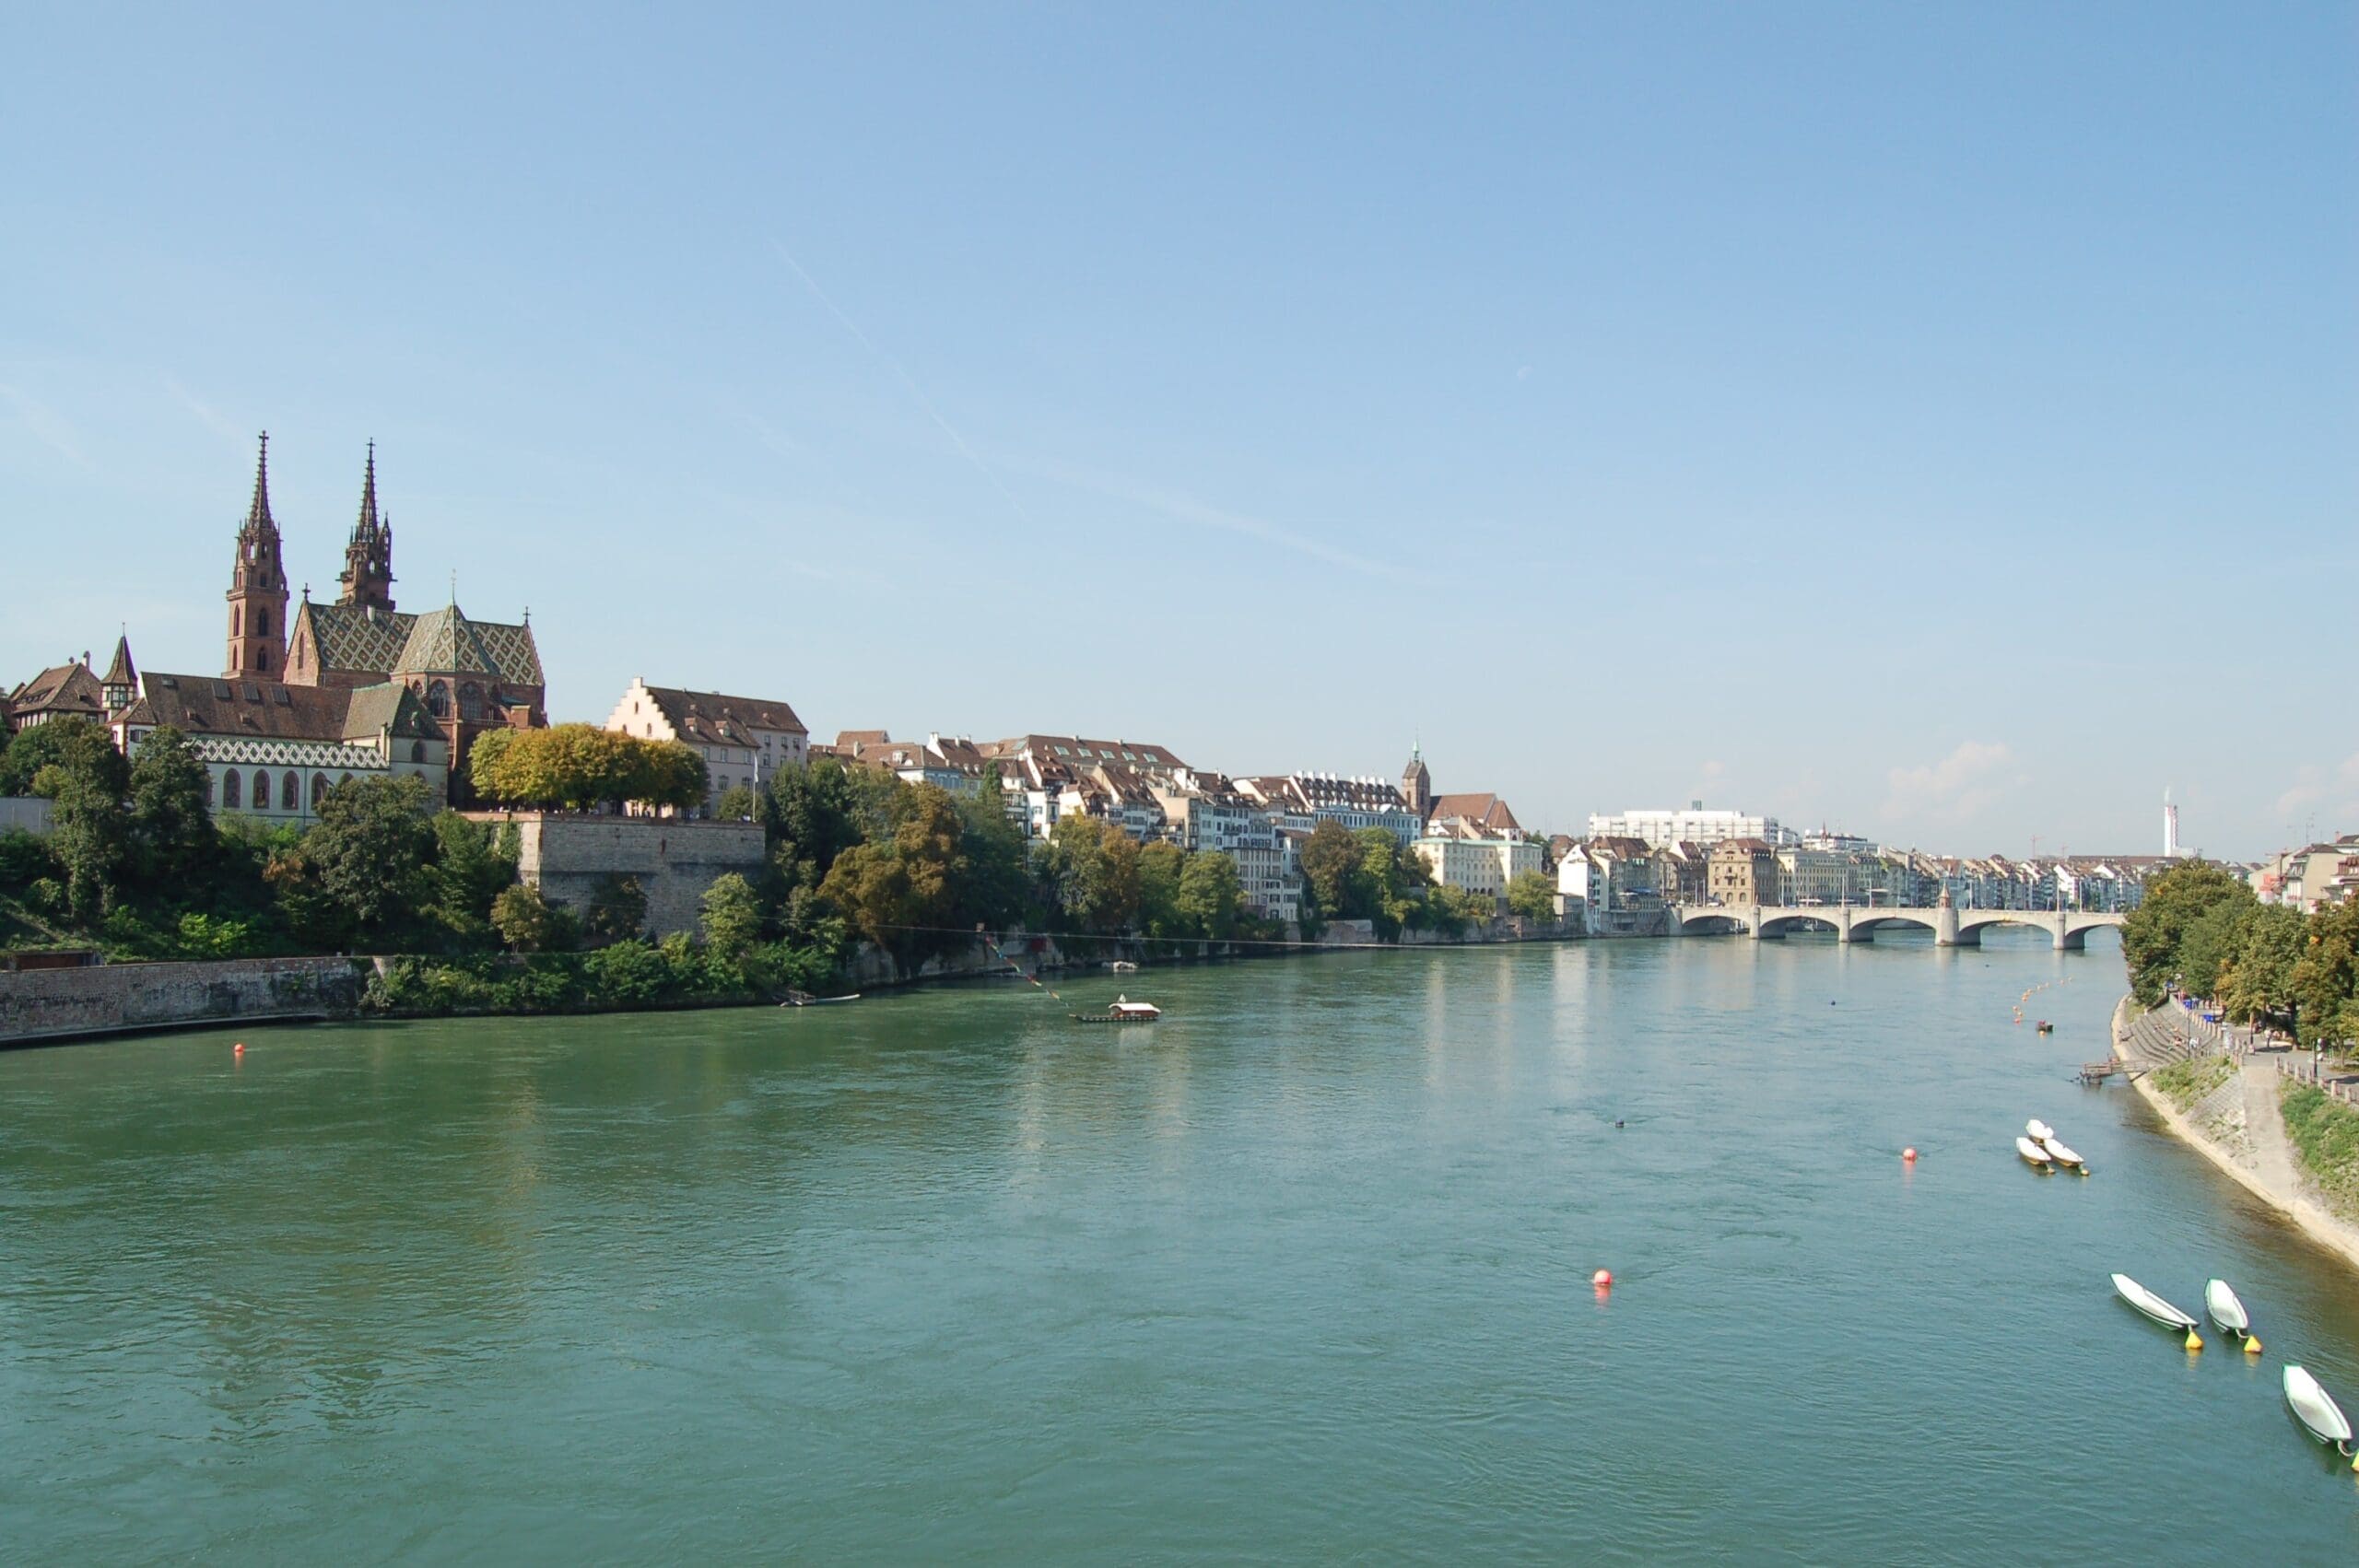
[255,607,269,638]
[461,683,485,720]
[282,772,299,811]
[223,771,241,809]
[428,680,451,718]
[312,774,329,809]
[254,771,273,809]
[410,741,426,763]
[256,646,269,673]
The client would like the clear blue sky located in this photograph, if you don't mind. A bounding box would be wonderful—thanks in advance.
[4,3,2351,857]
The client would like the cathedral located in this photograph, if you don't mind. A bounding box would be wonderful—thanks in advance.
[31,434,551,818]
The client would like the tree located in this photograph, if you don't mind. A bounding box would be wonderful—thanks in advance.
[2176,897,2252,1003]
[423,811,519,947]
[2291,898,2359,1048]
[31,723,133,924]
[293,774,435,947]
[1044,814,1141,932]
[817,783,972,977]
[1176,850,1244,940]
[125,726,215,894]
[581,874,648,943]
[2121,861,2254,1006]
[699,872,763,960]
[1299,820,1367,920]
[492,883,579,953]
[713,784,761,822]
[770,758,870,889]
[1356,826,1433,939]
[1507,868,1557,924]
[469,724,707,812]
[1,717,126,798]
[1137,840,1187,937]
[953,776,1036,931]
[2219,903,2305,1028]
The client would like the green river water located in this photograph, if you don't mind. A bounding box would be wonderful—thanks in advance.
[5,934,2358,1562]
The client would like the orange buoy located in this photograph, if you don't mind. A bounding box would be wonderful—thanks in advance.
[1592,1269,1613,1287]
[233,1042,245,1056]
[1903,1147,1918,1162]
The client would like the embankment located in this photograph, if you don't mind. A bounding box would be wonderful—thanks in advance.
[0,956,364,1047]
[2115,995,2359,1274]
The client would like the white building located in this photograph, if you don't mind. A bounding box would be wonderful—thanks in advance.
[113,672,450,824]
[1236,772,1425,844]
[1415,830,1543,906]
[1586,802,1790,848]
[605,678,808,812]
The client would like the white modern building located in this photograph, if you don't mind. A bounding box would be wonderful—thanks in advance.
[1586,802,1791,848]
[1415,831,1543,906]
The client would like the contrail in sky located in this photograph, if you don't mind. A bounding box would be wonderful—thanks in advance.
[769,240,1038,528]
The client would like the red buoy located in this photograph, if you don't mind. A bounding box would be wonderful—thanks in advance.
[1592,1269,1613,1287]
[233,1042,245,1056]
[1903,1147,1918,1162]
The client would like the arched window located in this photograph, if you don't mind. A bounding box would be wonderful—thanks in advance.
[410,741,426,763]
[428,680,451,719]
[253,771,272,810]
[223,770,241,809]
[256,646,270,673]
[233,607,241,637]
[312,773,329,809]
[254,607,269,638]
[282,772,299,811]
[460,683,486,720]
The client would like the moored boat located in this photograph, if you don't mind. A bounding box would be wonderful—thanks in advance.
[2016,1135,2055,1170]
[2205,1279,2259,1352]
[2283,1365,2357,1464]
[2027,1118,2058,1142]
[2112,1273,2202,1348]
[2038,1137,2087,1173]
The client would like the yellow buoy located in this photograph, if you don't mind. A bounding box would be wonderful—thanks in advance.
[2244,1337,2262,1355]
[2184,1330,2203,1351]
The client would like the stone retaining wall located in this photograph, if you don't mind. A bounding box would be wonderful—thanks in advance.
[0,956,364,1046]
[478,812,769,938]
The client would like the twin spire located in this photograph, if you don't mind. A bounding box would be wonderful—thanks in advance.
[237,432,397,614]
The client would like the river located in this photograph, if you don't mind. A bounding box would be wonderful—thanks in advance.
[4,934,2356,1562]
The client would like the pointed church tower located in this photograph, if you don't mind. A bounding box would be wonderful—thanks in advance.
[101,633,137,715]
[1401,742,1433,821]
[337,440,396,614]
[225,432,290,678]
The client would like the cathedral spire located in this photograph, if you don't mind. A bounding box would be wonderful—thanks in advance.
[244,431,276,535]
[337,439,396,614]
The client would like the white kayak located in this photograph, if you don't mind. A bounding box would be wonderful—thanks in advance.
[2112,1273,2201,1340]
[2205,1279,2251,1337]
[2038,1137,2086,1170]
[2016,1135,2055,1168]
[2283,1364,2356,1455]
[2027,1118,2058,1142]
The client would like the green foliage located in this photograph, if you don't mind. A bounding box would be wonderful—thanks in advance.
[34,728,132,923]
[1042,814,1141,933]
[1136,840,1187,937]
[769,758,871,890]
[2218,903,2306,1027]
[174,911,259,958]
[468,724,708,811]
[817,783,976,977]
[491,883,580,953]
[421,811,519,948]
[713,783,762,822]
[368,930,815,1018]
[2291,898,2359,1048]
[2152,1052,2236,1109]
[2281,1082,2359,1220]
[1175,848,1244,940]
[582,874,649,943]
[1,717,125,798]
[272,775,436,949]
[2121,862,2255,1006]
[700,872,763,960]
[1299,819,1366,920]
[124,727,216,894]
[1506,869,1557,923]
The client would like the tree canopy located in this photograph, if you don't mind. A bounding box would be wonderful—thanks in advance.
[468,724,707,812]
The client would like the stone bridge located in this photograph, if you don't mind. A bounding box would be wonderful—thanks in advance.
[1670,903,2125,951]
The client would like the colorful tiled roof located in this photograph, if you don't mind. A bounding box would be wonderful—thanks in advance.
[392,604,544,685]
[297,602,417,676]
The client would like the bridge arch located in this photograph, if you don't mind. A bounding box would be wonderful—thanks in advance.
[1676,911,1752,937]
[1849,913,1938,940]
[1757,914,1841,940]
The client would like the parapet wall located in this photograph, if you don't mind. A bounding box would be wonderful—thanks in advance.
[0,955,363,1046]
[483,813,769,938]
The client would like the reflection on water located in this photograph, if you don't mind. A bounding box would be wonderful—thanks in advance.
[3,932,2355,1562]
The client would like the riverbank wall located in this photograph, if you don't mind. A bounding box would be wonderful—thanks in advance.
[0,956,365,1047]
[2114,995,2359,1275]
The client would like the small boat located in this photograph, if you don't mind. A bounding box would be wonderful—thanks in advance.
[2017,1135,2055,1170]
[2036,1020,2054,1035]
[2205,1279,2260,1352]
[2283,1365,2358,1462]
[1073,995,1161,1024]
[2027,1118,2058,1142]
[780,991,862,1008]
[2038,1137,2088,1172]
[1109,960,1140,973]
[2112,1273,2202,1348]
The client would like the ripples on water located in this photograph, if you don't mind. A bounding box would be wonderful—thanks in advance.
[3,935,2357,1562]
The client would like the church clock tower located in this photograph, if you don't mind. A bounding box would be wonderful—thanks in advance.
[225,432,290,678]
